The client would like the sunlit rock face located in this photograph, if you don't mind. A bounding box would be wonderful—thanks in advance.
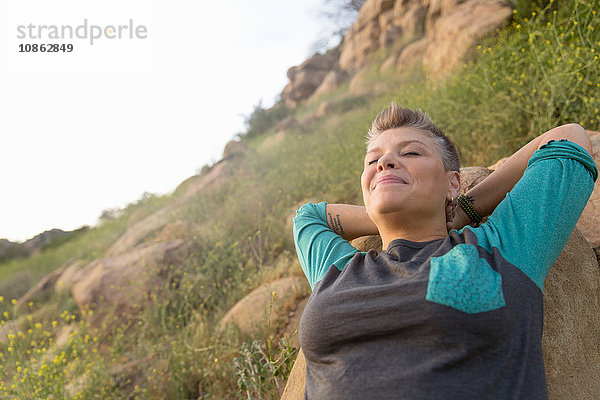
[71,240,188,330]
[339,0,512,76]
[281,52,338,108]
[577,130,600,248]
[281,0,514,107]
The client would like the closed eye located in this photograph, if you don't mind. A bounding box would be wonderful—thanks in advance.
[367,158,379,165]
[402,152,420,156]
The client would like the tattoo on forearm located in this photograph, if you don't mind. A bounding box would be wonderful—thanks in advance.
[328,213,346,235]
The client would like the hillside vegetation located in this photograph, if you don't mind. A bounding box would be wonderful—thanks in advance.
[0,1,599,398]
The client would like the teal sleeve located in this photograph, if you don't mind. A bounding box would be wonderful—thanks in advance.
[463,139,598,291]
[293,202,360,290]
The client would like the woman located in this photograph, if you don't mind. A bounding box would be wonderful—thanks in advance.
[292,103,597,399]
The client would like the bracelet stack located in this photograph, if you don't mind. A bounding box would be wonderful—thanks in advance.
[457,194,483,226]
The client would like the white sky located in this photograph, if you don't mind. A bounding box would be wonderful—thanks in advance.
[0,0,330,242]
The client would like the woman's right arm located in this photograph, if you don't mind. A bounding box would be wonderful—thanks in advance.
[453,123,593,228]
[324,204,379,241]
[450,125,597,290]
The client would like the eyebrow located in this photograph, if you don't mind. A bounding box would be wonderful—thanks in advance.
[366,139,428,155]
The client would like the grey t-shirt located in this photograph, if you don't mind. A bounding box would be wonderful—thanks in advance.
[293,140,598,399]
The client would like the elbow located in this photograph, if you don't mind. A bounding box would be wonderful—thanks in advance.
[544,123,593,156]
[562,122,587,136]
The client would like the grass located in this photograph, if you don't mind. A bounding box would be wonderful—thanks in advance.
[0,0,599,398]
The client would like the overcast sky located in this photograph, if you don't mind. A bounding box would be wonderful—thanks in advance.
[0,0,331,242]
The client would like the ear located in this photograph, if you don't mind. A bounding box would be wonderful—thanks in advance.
[446,170,461,201]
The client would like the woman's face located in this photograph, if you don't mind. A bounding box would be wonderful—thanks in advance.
[361,127,455,221]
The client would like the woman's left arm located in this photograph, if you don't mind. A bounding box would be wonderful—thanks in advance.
[452,123,593,228]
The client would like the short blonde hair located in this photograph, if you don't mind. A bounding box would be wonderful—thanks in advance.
[367,102,460,172]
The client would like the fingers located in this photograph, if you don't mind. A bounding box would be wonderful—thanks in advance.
[446,201,457,232]
[446,203,454,231]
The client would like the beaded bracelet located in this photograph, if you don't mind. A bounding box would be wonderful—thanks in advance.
[457,194,483,226]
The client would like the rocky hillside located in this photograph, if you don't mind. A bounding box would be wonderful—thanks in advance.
[0,0,599,398]
[281,0,512,107]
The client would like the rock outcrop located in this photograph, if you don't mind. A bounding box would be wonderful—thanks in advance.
[340,0,512,75]
[16,262,71,312]
[106,206,174,256]
[54,260,86,294]
[543,228,600,399]
[71,240,187,330]
[281,53,339,107]
[218,276,310,346]
[310,70,348,100]
[222,139,248,160]
[280,349,306,400]
[577,130,600,248]
[281,0,513,106]
[178,138,249,201]
[422,0,512,75]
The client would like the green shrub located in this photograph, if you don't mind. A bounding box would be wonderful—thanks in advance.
[241,101,290,139]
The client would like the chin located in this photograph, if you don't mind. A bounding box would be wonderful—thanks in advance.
[369,200,406,217]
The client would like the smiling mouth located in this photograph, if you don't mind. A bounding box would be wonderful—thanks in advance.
[373,175,407,189]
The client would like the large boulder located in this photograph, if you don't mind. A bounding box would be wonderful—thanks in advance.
[222,139,248,160]
[175,138,248,199]
[396,36,428,71]
[339,0,393,71]
[424,0,470,33]
[543,228,600,399]
[310,69,349,100]
[16,262,70,312]
[71,240,187,330]
[576,130,600,247]
[217,276,310,345]
[106,206,173,256]
[422,0,512,76]
[392,0,428,39]
[180,161,237,200]
[55,260,86,294]
[280,348,307,400]
[281,53,338,107]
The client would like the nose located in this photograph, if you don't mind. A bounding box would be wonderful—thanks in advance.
[377,153,397,172]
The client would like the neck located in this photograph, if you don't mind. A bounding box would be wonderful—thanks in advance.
[376,214,448,250]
